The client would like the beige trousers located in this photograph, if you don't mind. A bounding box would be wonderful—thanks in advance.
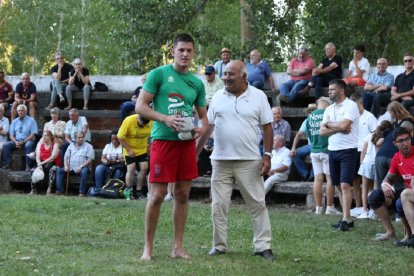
[211,160,272,252]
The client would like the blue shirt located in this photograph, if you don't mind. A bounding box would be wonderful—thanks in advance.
[366,71,394,87]
[246,60,272,85]
[10,115,38,141]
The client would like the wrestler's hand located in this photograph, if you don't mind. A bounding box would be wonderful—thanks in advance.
[164,115,184,132]
[260,156,271,176]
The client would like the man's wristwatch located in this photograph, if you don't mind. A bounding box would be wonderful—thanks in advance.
[264,152,273,158]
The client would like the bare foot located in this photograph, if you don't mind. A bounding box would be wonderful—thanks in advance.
[374,233,396,241]
[172,249,191,260]
[140,254,152,262]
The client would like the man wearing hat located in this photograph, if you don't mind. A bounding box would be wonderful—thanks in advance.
[203,66,224,105]
[214,48,232,79]
[46,52,74,110]
[247,49,275,90]
[279,45,315,104]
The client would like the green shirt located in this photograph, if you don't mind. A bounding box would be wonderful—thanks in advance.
[305,109,328,153]
[143,64,206,141]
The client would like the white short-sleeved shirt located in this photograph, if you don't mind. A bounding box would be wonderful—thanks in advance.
[271,146,292,174]
[322,98,359,151]
[102,142,123,160]
[208,85,273,160]
[0,116,9,143]
[361,133,376,165]
[348,57,370,81]
[64,116,91,142]
[358,110,377,151]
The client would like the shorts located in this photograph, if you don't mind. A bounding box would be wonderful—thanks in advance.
[310,152,330,176]
[343,77,366,86]
[125,153,148,166]
[328,148,358,186]
[358,162,375,180]
[354,151,361,177]
[149,139,198,183]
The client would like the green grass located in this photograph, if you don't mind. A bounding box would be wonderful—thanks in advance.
[0,194,411,275]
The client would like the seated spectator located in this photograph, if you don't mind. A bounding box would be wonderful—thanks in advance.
[289,104,316,181]
[46,52,74,110]
[2,104,38,171]
[214,48,231,79]
[65,58,92,110]
[264,135,292,194]
[0,105,9,161]
[120,74,147,121]
[0,70,14,110]
[202,66,223,105]
[43,107,66,145]
[343,44,370,86]
[247,49,275,91]
[299,43,342,99]
[117,114,152,200]
[271,106,292,147]
[94,130,125,190]
[369,126,414,243]
[361,58,394,117]
[61,108,91,160]
[390,54,414,110]
[11,72,37,121]
[31,130,62,195]
[279,45,315,104]
[56,131,95,196]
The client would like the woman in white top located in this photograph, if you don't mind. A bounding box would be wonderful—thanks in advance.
[43,107,66,144]
[94,130,125,189]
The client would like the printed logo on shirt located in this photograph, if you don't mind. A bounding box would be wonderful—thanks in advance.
[168,76,174,82]
[167,93,190,116]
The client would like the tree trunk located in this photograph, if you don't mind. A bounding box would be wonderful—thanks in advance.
[240,0,255,48]
[80,0,86,62]
[57,13,64,52]
[32,7,42,75]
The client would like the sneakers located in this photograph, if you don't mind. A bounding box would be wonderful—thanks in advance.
[26,152,36,160]
[123,187,134,200]
[146,192,152,200]
[315,206,323,215]
[164,193,173,201]
[331,220,354,231]
[59,94,65,103]
[350,207,363,218]
[357,210,369,219]
[325,206,342,215]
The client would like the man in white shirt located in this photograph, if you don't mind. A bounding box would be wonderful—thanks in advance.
[202,66,223,105]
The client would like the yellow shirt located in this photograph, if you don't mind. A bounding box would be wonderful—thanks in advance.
[117,114,152,156]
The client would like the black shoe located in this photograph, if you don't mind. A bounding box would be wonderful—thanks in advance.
[253,249,275,261]
[208,247,225,256]
[338,220,351,231]
[2,164,10,170]
[331,220,354,229]
[394,236,414,247]
[307,176,314,182]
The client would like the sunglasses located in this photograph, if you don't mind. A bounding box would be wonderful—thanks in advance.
[205,72,212,76]
[404,59,413,63]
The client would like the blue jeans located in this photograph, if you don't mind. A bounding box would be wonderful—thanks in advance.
[50,80,68,105]
[292,144,313,179]
[279,80,309,103]
[311,74,332,99]
[250,80,264,90]
[56,167,90,194]
[94,164,123,189]
[120,101,136,121]
[2,140,35,167]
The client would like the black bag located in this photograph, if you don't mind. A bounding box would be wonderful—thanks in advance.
[94,81,109,92]
[87,187,102,197]
[100,179,126,199]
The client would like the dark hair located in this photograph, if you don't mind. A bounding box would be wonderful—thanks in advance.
[329,79,346,91]
[353,44,365,53]
[393,126,411,141]
[349,92,361,102]
[109,130,118,141]
[371,120,392,145]
[0,71,4,75]
[173,34,195,47]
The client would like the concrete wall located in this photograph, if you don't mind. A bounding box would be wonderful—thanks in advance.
[4,65,406,92]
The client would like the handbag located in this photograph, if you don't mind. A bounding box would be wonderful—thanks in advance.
[31,166,45,183]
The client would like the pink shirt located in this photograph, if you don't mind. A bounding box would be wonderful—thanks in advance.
[289,57,315,81]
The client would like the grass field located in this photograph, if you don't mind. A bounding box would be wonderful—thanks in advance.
[0,194,412,275]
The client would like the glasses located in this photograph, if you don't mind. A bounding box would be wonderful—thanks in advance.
[395,136,411,143]
[404,59,413,63]
[205,73,212,76]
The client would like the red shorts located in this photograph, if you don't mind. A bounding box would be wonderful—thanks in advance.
[343,77,366,86]
[149,140,198,183]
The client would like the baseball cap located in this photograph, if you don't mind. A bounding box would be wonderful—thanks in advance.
[221,48,231,54]
[205,66,215,74]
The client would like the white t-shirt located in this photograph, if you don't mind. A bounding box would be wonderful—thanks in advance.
[322,98,359,151]
[208,85,273,160]
[271,146,292,174]
[349,57,370,81]
[0,116,9,143]
[102,142,123,160]
[358,110,377,151]
[361,133,376,165]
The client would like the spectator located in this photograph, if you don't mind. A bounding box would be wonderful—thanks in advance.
[198,60,274,260]
[369,125,414,243]
[2,104,38,171]
[31,130,62,195]
[46,52,74,110]
[43,107,66,145]
[202,66,223,105]
[264,135,292,194]
[65,58,92,110]
[305,97,340,215]
[0,70,14,110]
[247,49,275,91]
[0,105,9,161]
[390,54,414,110]
[95,130,125,190]
[343,44,370,86]
[120,74,147,121]
[299,42,342,99]
[56,131,95,196]
[271,106,292,147]
[117,114,152,200]
[361,58,394,117]
[320,79,360,231]
[12,72,37,121]
[214,48,231,79]
[279,45,315,104]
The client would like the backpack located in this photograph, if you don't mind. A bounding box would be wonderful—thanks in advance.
[100,179,126,199]
[94,81,109,92]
